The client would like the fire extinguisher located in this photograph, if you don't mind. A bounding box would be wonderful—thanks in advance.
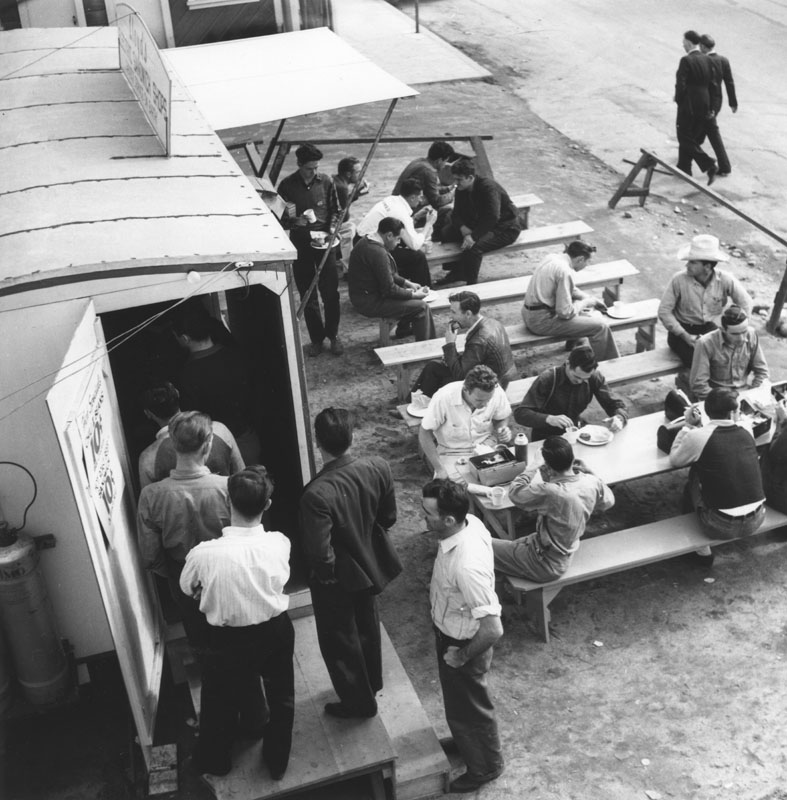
[0,462,70,705]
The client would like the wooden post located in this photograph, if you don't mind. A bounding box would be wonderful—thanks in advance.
[767,257,787,334]
[469,136,494,178]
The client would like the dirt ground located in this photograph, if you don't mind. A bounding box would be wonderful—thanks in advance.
[6,15,787,800]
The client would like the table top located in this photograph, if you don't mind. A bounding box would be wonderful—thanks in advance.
[447,390,776,512]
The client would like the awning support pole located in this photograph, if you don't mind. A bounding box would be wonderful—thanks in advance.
[296,98,400,322]
[261,118,288,178]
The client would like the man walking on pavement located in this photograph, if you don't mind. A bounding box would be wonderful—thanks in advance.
[299,408,402,719]
[278,143,344,357]
[675,30,719,185]
[422,478,505,793]
[700,33,738,177]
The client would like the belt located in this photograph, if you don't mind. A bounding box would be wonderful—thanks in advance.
[524,303,553,312]
[714,504,764,520]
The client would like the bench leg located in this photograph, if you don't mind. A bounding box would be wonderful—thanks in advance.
[635,322,656,352]
[396,366,412,402]
[524,586,563,643]
[379,319,392,347]
[602,280,622,306]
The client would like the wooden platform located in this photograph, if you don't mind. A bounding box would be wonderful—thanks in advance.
[173,613,449,800]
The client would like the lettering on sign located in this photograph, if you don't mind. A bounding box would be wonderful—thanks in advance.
[116,3,172,155]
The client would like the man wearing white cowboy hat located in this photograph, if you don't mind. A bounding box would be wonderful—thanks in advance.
[689,305,769,400]
[659,234,752,367]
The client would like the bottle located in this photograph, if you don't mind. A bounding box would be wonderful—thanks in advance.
[514,433,528,463]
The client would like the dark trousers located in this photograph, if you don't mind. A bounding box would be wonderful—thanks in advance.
[434,628,503,781]
[440,222,521,285]
[392,247,431,287]
[667,321,717,367]
[292,241,340,345]
[351,292,436,341]
[195,613,295,778]
[704,115,731,174]
[310,582,382,714]
[414,359,513,398]
[167,570,211,653]
[676,115,716,175]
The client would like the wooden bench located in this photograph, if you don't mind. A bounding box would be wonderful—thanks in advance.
[382,294,660,401]
[502,506,787,643]
[396,346,683,426]
[376,215,592,345]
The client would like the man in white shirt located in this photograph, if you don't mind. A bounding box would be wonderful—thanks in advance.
[422,478,504,793]
[418,365,513,478]
[180,466,294,779]
[522,241,619,361]
[356,178,437,286]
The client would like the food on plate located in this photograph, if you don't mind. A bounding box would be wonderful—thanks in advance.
[579,432,592,442]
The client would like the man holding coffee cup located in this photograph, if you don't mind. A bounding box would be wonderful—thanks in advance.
[278,144,344,357]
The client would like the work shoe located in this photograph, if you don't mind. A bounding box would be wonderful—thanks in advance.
[434,273,463,288]
[707,165,718,186]
[449,768,504,793]
[307,342,323,357]
[324,701,377,719]
[329,336,344,356]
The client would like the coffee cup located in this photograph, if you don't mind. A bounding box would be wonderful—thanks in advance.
[304,209,317,224]
[490,486,506,507]
[564,426,579,444]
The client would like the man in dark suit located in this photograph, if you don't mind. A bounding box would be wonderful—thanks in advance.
[675,30,719,184]
[700,33,738,177]
[299,407,402,719]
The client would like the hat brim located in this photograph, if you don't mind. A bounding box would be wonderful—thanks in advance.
[406,403,428,418]
[677,243,729,261]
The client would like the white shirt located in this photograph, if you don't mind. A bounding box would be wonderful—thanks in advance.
[179,524,290,626]
[356,195,426,251]
[430,514,501,640]
[523,253,583,319]
[421,380,511,455]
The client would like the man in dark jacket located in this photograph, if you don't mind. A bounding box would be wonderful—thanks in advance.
[348,217,435,341]
[393,140,456,233]
[411,291,517,405]
[514,346,627,441]
[434,158,521,286]
[700,33,738,177]
[675,30,719,184]
[299,408,403,719]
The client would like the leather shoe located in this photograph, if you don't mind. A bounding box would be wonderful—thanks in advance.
[329,336,344,356]
[707,165,718,186]
[449,768,504,793]
[688,551,715,567]
[433,274,463,288]
[718,171,730,177]
[307,341,323,357]
[324,701,377,719]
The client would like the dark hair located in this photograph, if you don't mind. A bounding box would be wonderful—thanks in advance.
[450,157,476,178]
[428,141,455,161]
[314,407,353,456]
[448,291,481,315]
[422,478,469,523]
[721,305,748,328]
[684,30,701,45]
[542,436,574,471]
[168,411,212,454]
[296,143,323,164]
[337,156,359,175]
[142,381,180,419]
[464,364,498,393]
[565,240,597,259]
[568,345,598,373]
[704,388,739,420]
[378,216,405,236]
[228,465,274,518]
[398,178,423,198]
[171,304,214,342]
[699,33,715,49]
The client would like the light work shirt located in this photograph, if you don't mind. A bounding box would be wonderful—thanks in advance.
[523,253,584,320]
[179,525,290,627]
[658,268,753,336]
[421,381,511,455]
[356,195,426,251]
[689,328,769,399]
[430,514,501,640]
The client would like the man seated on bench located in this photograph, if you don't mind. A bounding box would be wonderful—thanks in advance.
[409,291,518,414]
[393,140,456,235]
[659,234,752,367]
[689,305,769,400]
[355,178,436,287]
[418,365,513,479]
[669,387,766,566]
[760,398,787,514]
[522,240,620,362]
[434,158,522,287]
[492,437,614,583]
[348,217,435,341]
[514,345,627,441]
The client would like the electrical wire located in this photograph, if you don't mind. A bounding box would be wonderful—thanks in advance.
[0,461,38,534]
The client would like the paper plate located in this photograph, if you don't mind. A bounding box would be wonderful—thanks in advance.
[310,242,331,250]
[424,292,439,302]
[605,304,635,320]
[406,402,429,418]
[575,424,614,446]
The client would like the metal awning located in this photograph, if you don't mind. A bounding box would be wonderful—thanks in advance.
[162,27,418,137]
